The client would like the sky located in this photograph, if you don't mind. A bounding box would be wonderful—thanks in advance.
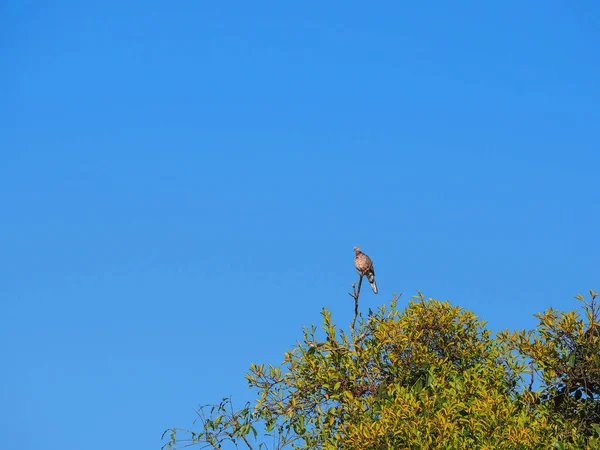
[1,1,599,449]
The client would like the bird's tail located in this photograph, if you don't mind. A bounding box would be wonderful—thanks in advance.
[369,280,378,294]
[367,272,378,294]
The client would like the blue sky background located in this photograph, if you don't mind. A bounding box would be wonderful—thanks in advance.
[1,1,599,449]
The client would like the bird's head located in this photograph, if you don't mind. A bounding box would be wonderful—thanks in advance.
[354,246,362,254]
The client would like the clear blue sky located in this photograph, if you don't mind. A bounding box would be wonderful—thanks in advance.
[1,1,599,449]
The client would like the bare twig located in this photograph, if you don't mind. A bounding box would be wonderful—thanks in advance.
[349,275,364,333]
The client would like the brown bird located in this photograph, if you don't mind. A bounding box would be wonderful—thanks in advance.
[354,246,378,294]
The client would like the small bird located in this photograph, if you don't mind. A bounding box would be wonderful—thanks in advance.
[354,246,378,294]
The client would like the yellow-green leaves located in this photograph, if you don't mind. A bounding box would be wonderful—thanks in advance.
[166,291,600,450]
[501,291,600,448]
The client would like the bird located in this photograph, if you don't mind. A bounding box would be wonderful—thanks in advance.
[354,246,378,294]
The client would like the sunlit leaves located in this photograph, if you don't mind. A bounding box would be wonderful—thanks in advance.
[165,291,600,449]
[501,291,600,447]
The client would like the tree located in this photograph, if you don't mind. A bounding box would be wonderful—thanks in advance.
[501,290,600,447]
[164,291,600,449]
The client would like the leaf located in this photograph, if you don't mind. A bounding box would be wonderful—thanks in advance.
[426,372,434,387]
[413,378,423,394]
[238,423,250,436]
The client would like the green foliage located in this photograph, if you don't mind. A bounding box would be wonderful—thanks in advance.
[164,291,600,449]
[501,289,600,446]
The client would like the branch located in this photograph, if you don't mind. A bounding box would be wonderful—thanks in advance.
[349,275,364,334]
[528,361,535,393]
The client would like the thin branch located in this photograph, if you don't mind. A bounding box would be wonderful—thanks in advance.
[349,275,364,334]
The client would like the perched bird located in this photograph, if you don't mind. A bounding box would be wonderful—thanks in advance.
[354,246,378,294]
